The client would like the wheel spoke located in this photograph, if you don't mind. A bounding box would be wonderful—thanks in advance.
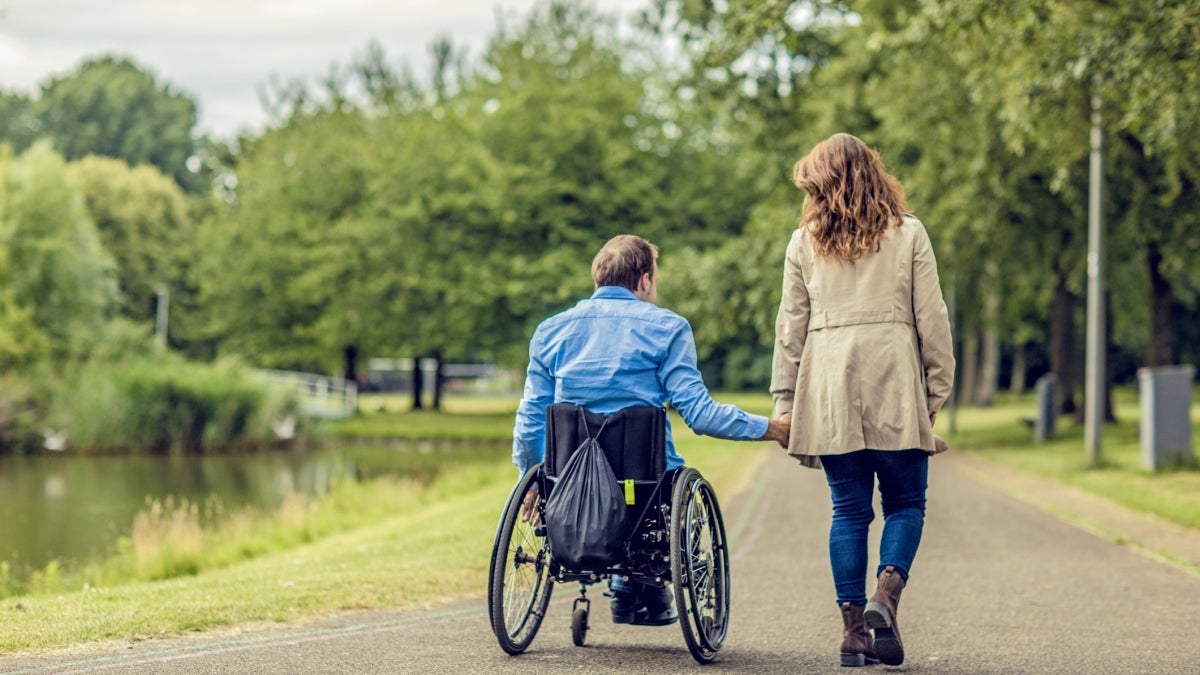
[500,494,550,639]
[490,469,554,655]
[670,471,730,664]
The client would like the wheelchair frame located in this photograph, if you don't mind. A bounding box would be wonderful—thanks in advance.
[487,459,731,664]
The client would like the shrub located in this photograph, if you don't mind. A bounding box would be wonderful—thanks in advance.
[43,355,300,454]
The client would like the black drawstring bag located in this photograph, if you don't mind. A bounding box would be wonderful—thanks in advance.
[543,410,630,570]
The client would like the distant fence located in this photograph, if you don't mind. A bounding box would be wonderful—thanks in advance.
[255,369,358,419]
[363,359,516,394]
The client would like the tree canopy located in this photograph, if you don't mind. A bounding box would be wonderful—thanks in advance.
[1,0,1198,401]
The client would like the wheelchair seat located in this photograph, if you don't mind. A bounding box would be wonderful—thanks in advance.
[544,403,666,483]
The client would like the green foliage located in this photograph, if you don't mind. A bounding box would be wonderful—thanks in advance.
[0,92,37,151]
[67,156,193,324]
[660,210,796,389]
[0,141,118,366]
[194,0,776,372]
[26,56,201,191]
[2,0,1198,403]
[40,353,299,454]
[690,0,1200,385]
[193,110,385,373]
[895,0,1200,366]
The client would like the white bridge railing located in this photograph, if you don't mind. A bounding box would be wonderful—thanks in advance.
[256,369,358,419]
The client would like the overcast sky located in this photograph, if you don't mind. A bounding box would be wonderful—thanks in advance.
[0,0,646,140]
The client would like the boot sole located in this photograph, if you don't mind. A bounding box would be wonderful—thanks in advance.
[632,609,678,626]
[632,615,678,627]
[839,650,880,667]
[864,603,904,666]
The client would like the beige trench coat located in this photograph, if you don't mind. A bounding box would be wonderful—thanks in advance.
[770,215,955,469]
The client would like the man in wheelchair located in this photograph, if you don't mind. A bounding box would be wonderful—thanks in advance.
[511,234,791,627]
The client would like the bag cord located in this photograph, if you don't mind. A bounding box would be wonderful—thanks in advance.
[576,406,611,442]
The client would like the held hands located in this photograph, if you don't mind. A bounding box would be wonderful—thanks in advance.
[763,412,792,449]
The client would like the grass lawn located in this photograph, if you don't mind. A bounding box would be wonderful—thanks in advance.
[943,387,1200,531]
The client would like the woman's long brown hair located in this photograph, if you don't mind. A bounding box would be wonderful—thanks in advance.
[792,133,908,261]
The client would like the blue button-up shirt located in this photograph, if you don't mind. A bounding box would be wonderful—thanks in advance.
[512,286,769,474]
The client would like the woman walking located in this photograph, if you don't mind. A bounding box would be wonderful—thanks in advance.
[770,133,955,667]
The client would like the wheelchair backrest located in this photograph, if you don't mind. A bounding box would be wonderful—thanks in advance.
[545,404,667,482]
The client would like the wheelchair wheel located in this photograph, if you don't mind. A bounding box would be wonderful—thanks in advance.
[488,465,554,655]
[670,468,730,664]
[571,606,588,646]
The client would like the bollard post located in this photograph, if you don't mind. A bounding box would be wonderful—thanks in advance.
[1034,374,1058,443]
[1137,366,1195,471]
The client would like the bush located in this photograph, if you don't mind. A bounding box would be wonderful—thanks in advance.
[42,355,300,454]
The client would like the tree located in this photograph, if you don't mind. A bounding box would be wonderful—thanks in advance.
[0,142,118,365]
[0,92,37,151]
[31,56,201,192]
[67,156,192,326]
[193,109,385,375]
[693,1,1200,415]
[899,0,1199,414]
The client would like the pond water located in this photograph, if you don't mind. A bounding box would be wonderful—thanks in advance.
[0,441,507,572]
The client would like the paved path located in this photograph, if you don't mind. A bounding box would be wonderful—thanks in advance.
[4,450,1200,674]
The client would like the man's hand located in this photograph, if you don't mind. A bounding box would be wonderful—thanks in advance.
[519,484,542,525]
[762,412,792,448]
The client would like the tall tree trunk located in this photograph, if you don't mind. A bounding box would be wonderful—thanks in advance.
[1009,343,1027,395]
[960,328,979,406]
[411,359,424,410]
[430,350,444,411]
[1146,241,1178,367]
[342,345,358,383]
[1051,274,1078,415]
[975,285,1000,406]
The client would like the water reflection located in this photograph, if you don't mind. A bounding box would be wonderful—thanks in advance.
[0,441,505,571]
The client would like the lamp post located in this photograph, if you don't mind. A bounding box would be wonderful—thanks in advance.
[155,283,169,349]
[1084,86,1105,465]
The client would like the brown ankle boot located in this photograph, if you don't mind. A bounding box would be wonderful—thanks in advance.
[864,566,906,665]
[839,603,878,667]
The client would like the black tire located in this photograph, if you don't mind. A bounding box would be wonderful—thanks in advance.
[670,468,731,664]
[488,465,554,655]
[571,606,589,647]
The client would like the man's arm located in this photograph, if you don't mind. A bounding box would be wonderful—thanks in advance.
[657,319,771,441]
[512,340,555,475]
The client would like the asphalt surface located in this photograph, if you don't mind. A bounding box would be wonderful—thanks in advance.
[4,449,1200,674]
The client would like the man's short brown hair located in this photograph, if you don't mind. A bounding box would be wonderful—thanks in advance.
[591,234,659,291]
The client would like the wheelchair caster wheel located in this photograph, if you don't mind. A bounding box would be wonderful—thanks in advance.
[571,607,589,646]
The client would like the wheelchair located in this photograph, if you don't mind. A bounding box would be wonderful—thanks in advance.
[487,404,731,664]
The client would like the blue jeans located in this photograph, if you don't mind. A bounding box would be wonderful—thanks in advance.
[822,449,929,606]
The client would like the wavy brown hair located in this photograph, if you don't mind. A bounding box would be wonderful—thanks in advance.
[792,133,908,261]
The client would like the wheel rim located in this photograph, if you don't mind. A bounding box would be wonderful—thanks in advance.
[679,479,728,656]
[500,506,552,641]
